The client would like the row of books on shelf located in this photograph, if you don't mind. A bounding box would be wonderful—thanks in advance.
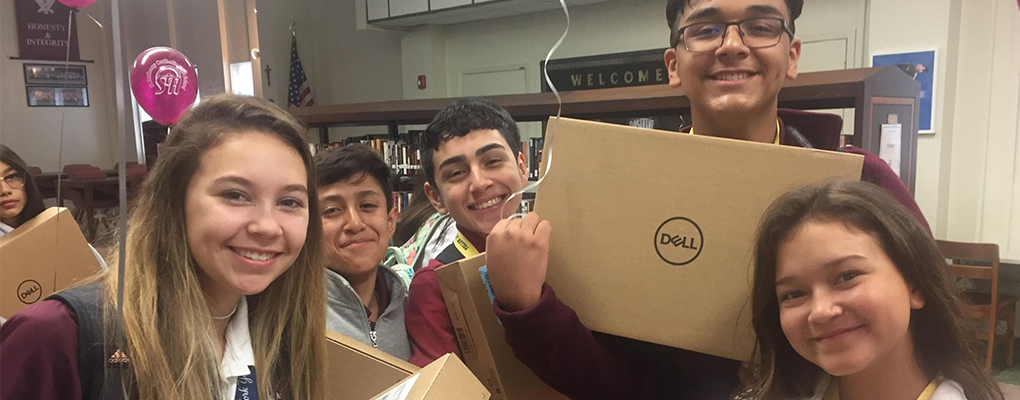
[523,137,545,180]
[392,191,413,214]
[390,191,532,215]
[309,133,547,181]
[310,133,425,176]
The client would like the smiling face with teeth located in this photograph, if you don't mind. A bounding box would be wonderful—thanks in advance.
[424,129,528,237]
[185,132,310,306]
[663,0,802,139]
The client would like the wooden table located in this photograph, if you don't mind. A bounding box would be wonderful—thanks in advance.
[57,176,136,241]
[34,170,118,199]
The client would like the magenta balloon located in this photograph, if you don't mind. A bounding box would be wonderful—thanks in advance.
[130,47,198,125]
[57,0,97,8]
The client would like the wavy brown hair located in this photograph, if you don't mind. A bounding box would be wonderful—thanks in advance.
[742,180,1001,400]
[101,94,324,400]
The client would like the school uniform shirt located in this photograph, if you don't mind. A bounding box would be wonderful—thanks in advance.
[810,376,967,400]
[0,296,261,400]
[220,296,260,400]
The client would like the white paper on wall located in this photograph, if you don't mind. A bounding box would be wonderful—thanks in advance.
[880,123,902,177]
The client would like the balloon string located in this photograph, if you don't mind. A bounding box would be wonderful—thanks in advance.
[501,0,569,219]
[53,8,76,266]
[82,11,104,30]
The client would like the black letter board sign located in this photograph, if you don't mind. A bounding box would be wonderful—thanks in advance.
[541,48,669,92]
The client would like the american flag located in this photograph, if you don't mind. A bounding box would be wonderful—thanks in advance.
[288,36,314,107]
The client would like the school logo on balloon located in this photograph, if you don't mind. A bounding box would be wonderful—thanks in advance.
[147,59,190,97]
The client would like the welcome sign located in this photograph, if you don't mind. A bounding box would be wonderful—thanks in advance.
[15,0,82,61]
[540,48,669,91]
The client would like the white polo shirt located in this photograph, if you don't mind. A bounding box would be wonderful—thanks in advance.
[219,297,258,400]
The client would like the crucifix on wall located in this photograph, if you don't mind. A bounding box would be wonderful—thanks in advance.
[264,64,272,86]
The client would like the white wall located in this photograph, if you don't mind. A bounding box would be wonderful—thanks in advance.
[866,0,956,235]
[944,0,1020,259]
[0,0,118,171]
[257,0,404,107]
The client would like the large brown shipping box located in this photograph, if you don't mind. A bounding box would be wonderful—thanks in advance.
[0,207,102,319]
[370,354,490,400]
[533,118,864,361]
[437,254,569,400]
[325,330,419,400]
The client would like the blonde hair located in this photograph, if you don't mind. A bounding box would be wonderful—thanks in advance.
[101,94,324,400]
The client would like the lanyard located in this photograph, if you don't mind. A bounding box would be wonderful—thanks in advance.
[235,366,259,400]
[454,231,480,258]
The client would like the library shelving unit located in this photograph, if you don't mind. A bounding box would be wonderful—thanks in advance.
[289,66,921,193]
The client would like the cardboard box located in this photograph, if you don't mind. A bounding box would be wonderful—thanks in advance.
[436,255,569,400]
[370,354,489,400]
[533,117,865,361]
[0,207,102,319]
[325,330,419,400]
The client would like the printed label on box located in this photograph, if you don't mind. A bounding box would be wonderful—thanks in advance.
[375,374,419,400]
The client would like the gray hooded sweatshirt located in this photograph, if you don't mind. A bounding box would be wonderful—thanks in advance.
[325,265,411,360]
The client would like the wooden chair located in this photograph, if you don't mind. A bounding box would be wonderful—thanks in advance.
[937,240,1016,369]
[61,164,94,173]
[63,166,118,241]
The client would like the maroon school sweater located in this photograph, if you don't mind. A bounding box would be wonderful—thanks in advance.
[489,111,932,400]
[406,228,487,367]
[1,300,83,400]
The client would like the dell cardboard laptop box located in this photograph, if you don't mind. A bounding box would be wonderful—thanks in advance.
[370,354,489,400]
[0,207,102,319]
[533,117,864,361]
[436,254,569,400]
[325,330,419,400]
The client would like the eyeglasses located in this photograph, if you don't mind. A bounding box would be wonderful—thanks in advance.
[0,174,25,189]
[675,17,794,52]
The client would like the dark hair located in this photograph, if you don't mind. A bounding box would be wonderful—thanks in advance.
[313,144,394,210]
[743,180,1002,400]
[394,173,437,245]
[0,145,46,227]
[666,0,803,47]
[422,98,522,192]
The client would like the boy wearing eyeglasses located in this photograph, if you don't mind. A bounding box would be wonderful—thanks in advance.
[481,1,930,399]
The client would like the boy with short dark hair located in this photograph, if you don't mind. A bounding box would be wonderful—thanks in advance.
[482,0,931,399]
[315,144,411,360]
[404,98,529,367]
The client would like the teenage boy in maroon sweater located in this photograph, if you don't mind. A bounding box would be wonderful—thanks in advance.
[482,0,931,399]
[404,98,529,367]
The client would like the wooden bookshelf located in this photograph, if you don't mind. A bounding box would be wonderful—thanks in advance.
[290,66,921,192]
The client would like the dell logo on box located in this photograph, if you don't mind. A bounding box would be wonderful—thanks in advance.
[654,217,704,266]
[17,280,42,304]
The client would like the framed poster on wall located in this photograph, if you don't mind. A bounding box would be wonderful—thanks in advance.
[871,50,937,134]
[26,86,89,107]
[23,64,88,86]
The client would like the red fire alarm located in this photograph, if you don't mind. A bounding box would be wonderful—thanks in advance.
[417,75,427,90]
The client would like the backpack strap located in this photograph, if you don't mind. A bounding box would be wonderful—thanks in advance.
[412,214,453,272]
[434,241,466,266]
